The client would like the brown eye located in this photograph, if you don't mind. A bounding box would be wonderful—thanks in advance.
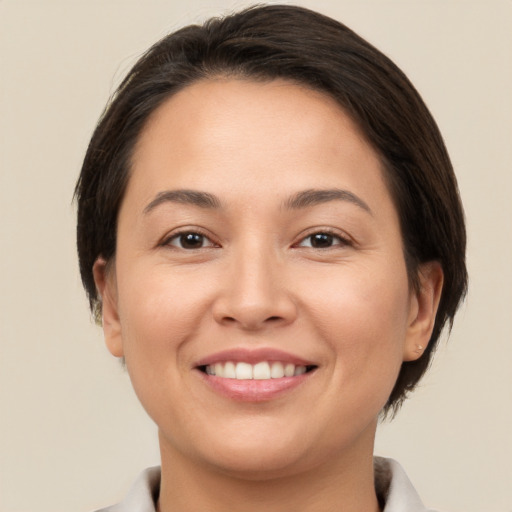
[310,233,334,248]
[297,232,349,249]
[167,232,213,249]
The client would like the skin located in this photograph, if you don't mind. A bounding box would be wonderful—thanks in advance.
[94,79,443,512]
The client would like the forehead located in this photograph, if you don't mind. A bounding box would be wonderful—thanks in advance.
[126,78,389,210]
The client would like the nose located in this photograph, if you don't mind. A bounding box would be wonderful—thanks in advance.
[212,249,297,331]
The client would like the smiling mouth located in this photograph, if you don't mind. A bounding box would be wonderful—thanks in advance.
[198,361,317,380]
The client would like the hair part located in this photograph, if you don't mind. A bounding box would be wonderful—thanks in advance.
[75,4,467,415]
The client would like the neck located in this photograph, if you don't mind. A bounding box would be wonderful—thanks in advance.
[157,429,381,512]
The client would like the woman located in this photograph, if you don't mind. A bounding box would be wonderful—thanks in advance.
[75,5,467,511]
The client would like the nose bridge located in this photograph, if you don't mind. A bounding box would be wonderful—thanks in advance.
[214,237,296,329]
[236,243,277,303]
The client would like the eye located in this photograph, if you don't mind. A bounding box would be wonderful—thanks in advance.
[165,231,215,250]
[297,231,349,249]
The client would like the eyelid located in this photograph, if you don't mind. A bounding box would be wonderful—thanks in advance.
[160,227,220,249]
[293,228,354,248]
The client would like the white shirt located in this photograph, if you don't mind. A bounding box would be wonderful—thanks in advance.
[94,457,439,512]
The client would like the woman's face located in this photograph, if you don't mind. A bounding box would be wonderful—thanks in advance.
[96,79,438,478]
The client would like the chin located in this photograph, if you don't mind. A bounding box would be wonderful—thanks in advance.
[205,445,312,481]
[173,421,316,479]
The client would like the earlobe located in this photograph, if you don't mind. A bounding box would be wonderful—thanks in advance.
[92,258,124,358]
[403,262,444,362]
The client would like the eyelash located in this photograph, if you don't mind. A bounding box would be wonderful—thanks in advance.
[294,229,352,249]
[162,229,218,250]
[162,228,352,251]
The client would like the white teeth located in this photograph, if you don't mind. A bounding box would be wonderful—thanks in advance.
[204,361,310,380]
[284,363,295,377]
[224,361,236,378]
[235,362,253,380]
[294,365,307,376]
[270,362,285,378]
[253,362,271,380]
[214,363,224,378]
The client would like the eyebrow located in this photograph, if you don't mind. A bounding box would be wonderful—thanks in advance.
[143,189,221,213]
[283,188,372,214]
[143,187,372,215]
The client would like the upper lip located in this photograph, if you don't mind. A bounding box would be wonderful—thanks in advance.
[194,347,317,368]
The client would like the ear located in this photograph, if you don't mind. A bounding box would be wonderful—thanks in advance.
[92,258,124,358]
[403,261,444,362]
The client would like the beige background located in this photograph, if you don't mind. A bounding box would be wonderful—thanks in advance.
[1,1,511,511]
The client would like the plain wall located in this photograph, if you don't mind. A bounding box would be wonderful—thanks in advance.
[1,1,511,511]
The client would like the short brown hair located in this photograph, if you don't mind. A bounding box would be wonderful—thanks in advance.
[75,4,467,415]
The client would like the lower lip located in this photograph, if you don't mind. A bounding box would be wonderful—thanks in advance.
[196,370,314,402]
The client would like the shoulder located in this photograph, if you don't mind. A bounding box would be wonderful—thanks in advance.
[93,466,161,512]
[374,457,441,512]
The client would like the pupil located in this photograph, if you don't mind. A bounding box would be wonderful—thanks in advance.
[311,233,333,248]
[180,233,203,248]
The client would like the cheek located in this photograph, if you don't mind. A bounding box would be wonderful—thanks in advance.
[115,265,215,365]
[113,266,215,424]
[301,265,410,383]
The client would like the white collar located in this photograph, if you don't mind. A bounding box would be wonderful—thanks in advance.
[96,457,437,512]
[374,457,438,511]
